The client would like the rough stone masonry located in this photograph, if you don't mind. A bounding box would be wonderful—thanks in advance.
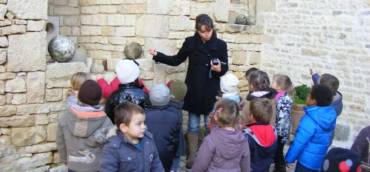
[0,0,369,171]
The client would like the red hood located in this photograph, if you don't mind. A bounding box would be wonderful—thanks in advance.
[248,124,276,147]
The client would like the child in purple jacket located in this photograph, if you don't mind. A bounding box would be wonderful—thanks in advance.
[192,99,251,172]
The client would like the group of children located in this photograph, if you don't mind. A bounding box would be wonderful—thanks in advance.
[57,58,368,172]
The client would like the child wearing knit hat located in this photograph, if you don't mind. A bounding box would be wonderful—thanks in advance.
[57,80,114,172]
[104,59,147,123]
[97,59,149,99]
[321,147,361,172]
[220,72,241,104]
[145,84,183,172]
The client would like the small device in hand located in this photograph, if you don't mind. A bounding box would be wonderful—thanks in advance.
[211,58,219,65]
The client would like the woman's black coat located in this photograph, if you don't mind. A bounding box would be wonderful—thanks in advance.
[153,32,228,115]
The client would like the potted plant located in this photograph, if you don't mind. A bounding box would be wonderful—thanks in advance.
[291,84,311,134]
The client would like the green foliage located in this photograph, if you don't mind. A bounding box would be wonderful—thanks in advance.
[293,84,311,104]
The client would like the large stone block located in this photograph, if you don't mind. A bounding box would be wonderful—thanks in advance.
[8,0,47,19]
[0,115,34,127]
[81,14,106,25]
[17,104,49,115]
[147,0,172,14]
[0,95,4,105]
[0,105,16,117]
[47,123,57,142]
[214,0,230,23]
[7,32,46,72]
[11,94,26,104]
[0,48,5,64]
[5,77,26,93]
[115,26,135,36]
[190,2,213,19]
[81,6,99,14]
[11,126,47,147]
[35,114,49,125]
[0,80,3,94]
[119,4,146,14]
[100,5,118,13]
[1,25,26,35]
[53,7,79,16]
[46,62,87,88]
[0,4,6,20]
[13,152,52,170]
[106,14,125,26]
[27,72,45,103]
[45,89,63,102]
[169,16,193,31]
[136,15,169,38]
[27,20,45,31]
[232,51,247,65]
[169,0,190,16]
[0,37,7,47]
[81,26,101,35]
[18,143,57,154]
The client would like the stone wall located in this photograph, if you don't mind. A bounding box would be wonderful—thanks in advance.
[48,0,80,41]
[79,0,264,91]
[261,0,370,146]
[0,0,90,171]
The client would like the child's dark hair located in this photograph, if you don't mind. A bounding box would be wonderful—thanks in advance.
[249,70,270,91]
[310,85,333,106]
[195,14,214,31]
[114,102,144,128]
[245,67,258,81]
[319,74,339,96]
[213,98,240,127]
[249,98,274,124]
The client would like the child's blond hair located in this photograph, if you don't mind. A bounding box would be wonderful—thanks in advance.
[249,98,275,124]
[272,74,293,92]
[70,72,91,91]
[212,98,240,128]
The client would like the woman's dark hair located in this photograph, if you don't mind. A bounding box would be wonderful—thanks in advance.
[249,70,270,91]
[195,14,214,31]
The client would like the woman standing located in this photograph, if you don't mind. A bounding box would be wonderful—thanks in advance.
[149,14,228,168]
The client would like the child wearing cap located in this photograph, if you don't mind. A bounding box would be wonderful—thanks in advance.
[321,147,361,172]
[167,80,187,172]
[220,72,241,104]
[104,59,147,123]
[144,84,183,172]
[57,80,114,172]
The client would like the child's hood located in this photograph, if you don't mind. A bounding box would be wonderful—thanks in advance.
[64,99,109,138]
[246,88,277,100]
[305,106,337,131]
[245,124,277,147]
[210,127,247,160]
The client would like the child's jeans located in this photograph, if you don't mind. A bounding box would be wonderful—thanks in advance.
[295,163,319,172]
[170,156,180,172]
[188,113,208,134]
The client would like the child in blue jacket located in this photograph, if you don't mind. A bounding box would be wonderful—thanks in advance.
[285,85,337,172]
[100,102,164,172]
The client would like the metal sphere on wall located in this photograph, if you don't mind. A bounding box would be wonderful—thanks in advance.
[48,36,76,62]
[124,42,143,59]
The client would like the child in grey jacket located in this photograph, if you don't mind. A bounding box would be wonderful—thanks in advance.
[57,80,114,172]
